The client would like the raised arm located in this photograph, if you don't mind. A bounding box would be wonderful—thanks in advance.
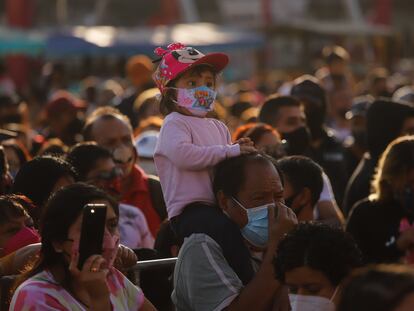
[156,119,240,171]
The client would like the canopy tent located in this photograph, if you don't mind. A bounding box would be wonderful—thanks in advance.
[284,19,392,36]
[0,23,265,57]
[52,23,265,56]
[0,27,45,56]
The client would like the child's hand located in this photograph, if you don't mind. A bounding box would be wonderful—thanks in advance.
[114,244,137,272]
[240,145,257,154]
[234,137,254,147]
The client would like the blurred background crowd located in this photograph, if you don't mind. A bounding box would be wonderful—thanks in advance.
[2,1,414,311]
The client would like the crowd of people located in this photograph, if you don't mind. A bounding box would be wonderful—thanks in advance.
[1,42,414,310]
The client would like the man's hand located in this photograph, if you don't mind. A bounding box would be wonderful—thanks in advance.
[268,203,298,248]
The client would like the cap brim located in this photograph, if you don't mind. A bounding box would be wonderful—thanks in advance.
[189,52,229,73]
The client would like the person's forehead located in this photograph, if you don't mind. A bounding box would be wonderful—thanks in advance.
[180,67,215,79]
[242,161,282,190]
[285,266,330,285]
[92,117,132,137]
[278,106,303,119]
[88,157,115,176]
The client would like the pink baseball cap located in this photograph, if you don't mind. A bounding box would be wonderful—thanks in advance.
[152,43,229,93]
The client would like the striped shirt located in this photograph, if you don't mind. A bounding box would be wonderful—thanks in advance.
[172,233,243,311]
[10,268,144,310]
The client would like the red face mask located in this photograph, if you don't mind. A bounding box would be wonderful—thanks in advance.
[3,226,40,256]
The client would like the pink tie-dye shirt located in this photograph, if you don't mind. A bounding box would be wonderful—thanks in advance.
[9,268,144,310]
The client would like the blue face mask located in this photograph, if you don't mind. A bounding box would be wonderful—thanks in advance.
[232,197,275,248]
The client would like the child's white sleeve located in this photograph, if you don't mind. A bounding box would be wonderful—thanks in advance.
[156,119,240,171]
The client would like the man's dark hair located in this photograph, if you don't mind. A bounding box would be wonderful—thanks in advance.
[12,155,77,208]
[290,76,326,110]
[274,222,362,286]
[259,95,301,127]
[82,106,132,141]
[213,153,282,197]
[66,142,112,180]
[277,156,324,206]
[338,265,414,311]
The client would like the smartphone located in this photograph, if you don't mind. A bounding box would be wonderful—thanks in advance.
[77,203,107,270]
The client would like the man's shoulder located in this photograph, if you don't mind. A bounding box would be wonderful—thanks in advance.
[176,233,228,275]
[179,233,221,255]
[173,233,243,310]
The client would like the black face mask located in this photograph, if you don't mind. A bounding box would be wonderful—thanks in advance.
[281,127,311,156]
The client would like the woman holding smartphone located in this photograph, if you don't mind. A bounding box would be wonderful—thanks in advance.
[9,183,156,311]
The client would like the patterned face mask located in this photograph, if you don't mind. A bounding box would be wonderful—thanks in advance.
[170,86,217,117]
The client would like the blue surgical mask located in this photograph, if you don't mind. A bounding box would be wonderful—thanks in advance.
[171,85,217,117]
[232,197,275,248]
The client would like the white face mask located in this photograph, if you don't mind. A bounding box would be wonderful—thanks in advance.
[290,287,339,311]
[289,294,336,311]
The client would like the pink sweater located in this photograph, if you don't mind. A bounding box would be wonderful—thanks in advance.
[154,112,240,219]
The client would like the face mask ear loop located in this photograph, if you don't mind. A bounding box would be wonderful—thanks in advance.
[163,86,179,105]
[231,196,248,212]
[330,286,340,302]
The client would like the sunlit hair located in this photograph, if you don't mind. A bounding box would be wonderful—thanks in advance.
[233,123,280,145]
[371,135,414,202]
[83,106,132,141]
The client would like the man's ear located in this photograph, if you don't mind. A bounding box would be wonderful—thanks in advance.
[217,190,231,213]
[298,187,312,206]
[131,141,138,163]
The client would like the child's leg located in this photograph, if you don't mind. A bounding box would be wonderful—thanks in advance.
[170,202,254,285]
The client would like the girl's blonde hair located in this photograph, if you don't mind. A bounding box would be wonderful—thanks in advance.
[371,135,414,202]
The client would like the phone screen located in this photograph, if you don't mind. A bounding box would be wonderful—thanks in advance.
[77,203,107,270]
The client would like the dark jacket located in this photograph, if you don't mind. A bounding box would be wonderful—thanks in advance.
[346,198,411,264]
[343,99,414,215]
[308,129,347,206]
